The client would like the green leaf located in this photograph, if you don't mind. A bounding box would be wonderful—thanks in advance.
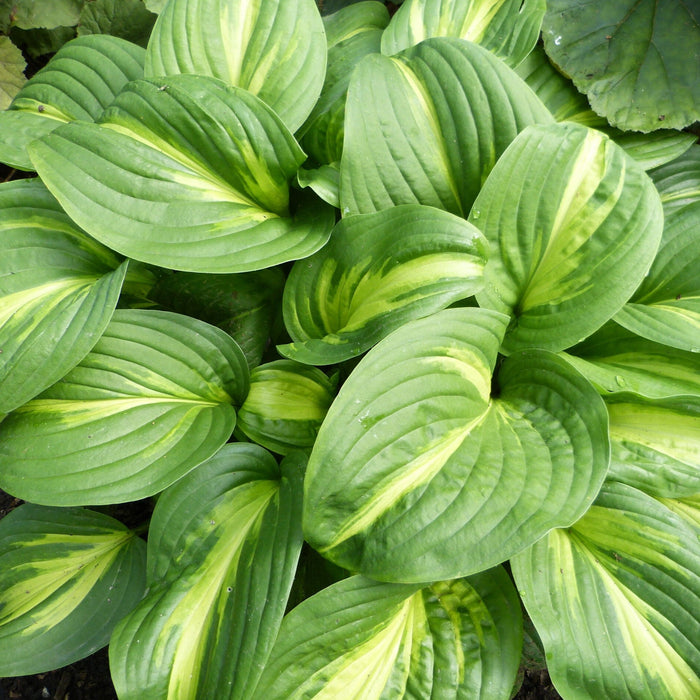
[296,163,340,208]
[0,178,127,414]
[144,0,166,12]
[78,0,157,47]
[340,37,553,217]
[147,268,285,370]
[298,1,388,166]
[0,34,145,170]
[9,25,77,58]
[279,204,488,365]
[303,308,610,583]
[0,504,146,676]
[542,0,700,132]
[0,309,249,505]
[611,130,697,171]
[472,122,664,353]
[29,74,334,273]
[254,568,522,700]
[381,0,545,68]
[0,35,26,110]
[561,322,700,399]
[110,444,304,700]
[0,0,84,30]
[237,360,336,454]
[145,0,327,132]
[511,481,700,699]
[514,44,605,127]
[606,394,700,500]
[614,148,700,353]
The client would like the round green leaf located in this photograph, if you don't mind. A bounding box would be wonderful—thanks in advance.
[303,307,610,583]
[472,122,664,353]
[511,481,700,699]
[145,0,327,132]
[0,504,146,676]
[340,37,553,217]
[381,0,545,68]
[29,75,334,273]
[279,204,488,365]
[0,179,127,414]
[0,309,249,505]
[542,0,700,132]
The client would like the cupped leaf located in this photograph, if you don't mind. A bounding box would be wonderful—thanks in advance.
[0,504,146,676]
[144,0,327,132]
[0,309,249,505]
[0,34,145,170]
[304,307,609,583]
[110,444,304,700]
[0,179,127,414]
[147,268,285,370]
[542,0,700,132]
[29,74,334,273]
[606,394,700,500]
[253,567,521,700]
[614,156,700,353]
[381,0,545,67]
[296,163,340,208]
[514,44,604,127]
[237,360,336,455]
[511,481,700,699]
[561,322,700,399]
[472,122,664,353]
[279,204,488,365]
[298,1,388,166]
[340,37,553,217]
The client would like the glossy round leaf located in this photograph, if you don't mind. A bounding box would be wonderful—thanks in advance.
[304,307,610,583]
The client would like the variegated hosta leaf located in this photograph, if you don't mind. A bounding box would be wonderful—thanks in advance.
[511,481,700,700]
[0,34,145,170]
[340,37,553,217]
[658,493,700,534]
[561,322,700,399]
[236,360,336,455]
[0,504,146,676]
[279,204,488,365]
[0,309,249,505]
[0,179,127,414]
[472,122,664,353]
[145,0,327,132]
[253,567,522,700]
[614,150,700,353]
[298,1,389,166]
[303,307,609,583]
[110,444,304,700]
[514,44,605,127]
[29,74,334,273]
[606,394,700,500]
[381,0,545,67]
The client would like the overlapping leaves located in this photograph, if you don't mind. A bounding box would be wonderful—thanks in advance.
[29,74,334,273]
[304,307,610,583]
[0,309,249,505]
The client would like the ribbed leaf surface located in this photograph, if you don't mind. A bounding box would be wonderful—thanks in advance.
[0,309,248,505]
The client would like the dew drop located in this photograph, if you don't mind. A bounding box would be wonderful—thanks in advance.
[615,375,626,387]
[471,209,481,220]
[554,35,562,45]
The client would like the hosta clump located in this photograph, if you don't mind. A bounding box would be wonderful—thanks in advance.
[0,0,699,699]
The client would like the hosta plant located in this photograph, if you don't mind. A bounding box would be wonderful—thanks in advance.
[0,0,699,698]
